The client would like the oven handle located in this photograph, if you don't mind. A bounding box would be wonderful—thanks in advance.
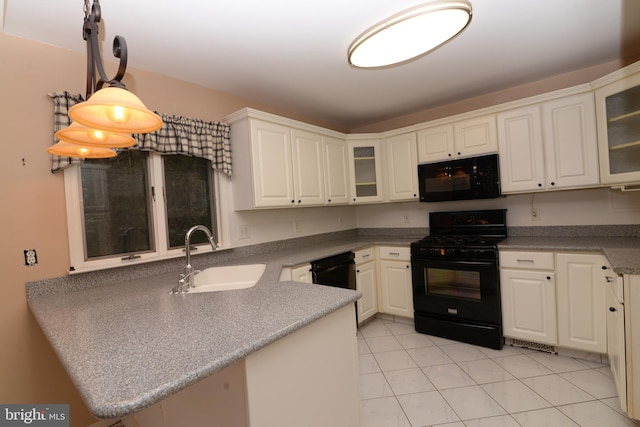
[411,258,497,267]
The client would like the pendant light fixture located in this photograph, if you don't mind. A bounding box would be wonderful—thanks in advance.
[348,0,472,69]
[48,0,162,158]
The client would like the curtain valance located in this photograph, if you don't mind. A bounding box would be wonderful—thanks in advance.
[48,92,232,176]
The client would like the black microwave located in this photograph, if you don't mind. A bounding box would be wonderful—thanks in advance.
[418,154,501,202]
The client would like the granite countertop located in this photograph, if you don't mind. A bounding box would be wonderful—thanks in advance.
[498,236,640,275]
[26,236,410,420]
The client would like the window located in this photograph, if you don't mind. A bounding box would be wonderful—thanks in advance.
[64,150,222,272]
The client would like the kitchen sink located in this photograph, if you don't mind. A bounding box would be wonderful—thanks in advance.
[188,264,266,293]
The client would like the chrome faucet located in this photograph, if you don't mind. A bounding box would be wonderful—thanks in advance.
[171,225,218,294]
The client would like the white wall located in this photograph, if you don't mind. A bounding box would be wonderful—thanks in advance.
[355,187,640,229]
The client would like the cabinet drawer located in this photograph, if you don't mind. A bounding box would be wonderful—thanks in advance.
[354,247,375,264]
[378,246,410,261]
[500,251,554,270]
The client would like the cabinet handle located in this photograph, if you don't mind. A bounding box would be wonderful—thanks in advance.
[602,265,608,270]
[538,183,542,187]
[605,276,614,283]
[516,259,535,263]
[406,265,410,269]
[457,151,461,156]
[448,153,452,157]
[610,307,617,312]
[362,254,370,259]
[328,199,332,203]
[389,252,400,256]
[550,182,555,186]
[356,269,360,273]
[547,276,551,280]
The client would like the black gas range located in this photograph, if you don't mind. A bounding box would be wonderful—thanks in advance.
[411,209,507,349]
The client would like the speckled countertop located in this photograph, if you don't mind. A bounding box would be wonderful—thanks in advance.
[498,236,640,274]
[26,235,410,420]
[26,230,640,420]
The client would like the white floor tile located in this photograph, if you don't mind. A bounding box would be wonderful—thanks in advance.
[511,407,580,427]
[422,363,476,390]
[383,367,434,395]
[481,379,551,413]
[373,350,417,371]
[406,346,453,367]
[360,397,411,427]
[359,319,393,338]
[395,332,435,349]
[397,391,460,426]
[464,415,521,427]
[358,337,371,355]
[365,335,403,353]
[526,351,590,373]
[475,344,524,358]
[493,354,554,378]
[440,342,488,362]
[520,374,595,406]
[457,358,515,384]
[558,400,640,427]
[431,423,465,427]
[601,397,628,416]
[359,353,381,374]
[359,372,394,400]
[560,368,619,399]
[439,385,506,420]
[385,321,415,336]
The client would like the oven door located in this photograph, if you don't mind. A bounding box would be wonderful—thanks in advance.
[411,255,501,324]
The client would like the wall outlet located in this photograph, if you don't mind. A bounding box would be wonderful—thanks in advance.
[293,221,300,233]
[403,213,410,224]
[238,226,251,239]
[337,216,343,227]
[531,208,541,221]
[24,249,38,266]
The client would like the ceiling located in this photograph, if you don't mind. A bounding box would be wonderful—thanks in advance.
[3,0,640,130]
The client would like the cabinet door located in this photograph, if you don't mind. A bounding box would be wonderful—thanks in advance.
[595,71,640,185]
[379,260,413,318]
[501,269,557,345]
[417,124,455,163]
[606,278,627,412]
[543,93,599,190]
[454,114,498,158]
[290,129,325,206]
[347,140,384,203]
[250,120,294,207]
[497,106,546,193]
[555,253,607,353]
[356,261,377,324]
[322,136,350,205]
[290,263,312,283]
[385,133,419,201]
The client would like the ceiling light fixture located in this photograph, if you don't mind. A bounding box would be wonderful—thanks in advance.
[48,0,162,158]
[348,0,472,69]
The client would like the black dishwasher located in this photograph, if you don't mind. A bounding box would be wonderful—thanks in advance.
[310,252,356,290]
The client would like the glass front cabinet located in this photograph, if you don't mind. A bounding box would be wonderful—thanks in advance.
[595,69,640,186]
[347,139,384,203]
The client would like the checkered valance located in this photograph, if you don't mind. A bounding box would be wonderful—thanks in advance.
[48,92,232,176]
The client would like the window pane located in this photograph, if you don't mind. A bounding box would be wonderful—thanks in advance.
[163,155,216,248]
[81,150,153,259]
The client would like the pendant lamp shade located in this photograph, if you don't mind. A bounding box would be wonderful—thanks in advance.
[55,121,136,148]
[348,0,472,69]
[47,141,117,159]
[69,87,163,134]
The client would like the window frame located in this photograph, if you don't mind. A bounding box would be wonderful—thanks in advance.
[63,151,231,274]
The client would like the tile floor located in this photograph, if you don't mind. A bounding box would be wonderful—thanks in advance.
[358,317,640,427]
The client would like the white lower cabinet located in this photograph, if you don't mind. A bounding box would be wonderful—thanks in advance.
[378,246,413,319]
[555,252,607,353]
[290,263,312,283]
[606,273,627,412]
[500,251,558,345]
[355,247,377,324]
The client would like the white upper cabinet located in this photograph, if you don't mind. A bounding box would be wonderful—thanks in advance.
[347,138,384,203]
[290,128,325,206]
[594,67,640,187]
[417,114,497,163]
[497,91,599,193]
[226,109,348,210]
[322,136,351,205]
[384,132,419,201]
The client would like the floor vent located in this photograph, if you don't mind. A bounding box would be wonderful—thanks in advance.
[509,338,557,354]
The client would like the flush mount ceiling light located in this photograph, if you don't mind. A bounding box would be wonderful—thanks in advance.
[348,0,472,69]
[48,0,162,159]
